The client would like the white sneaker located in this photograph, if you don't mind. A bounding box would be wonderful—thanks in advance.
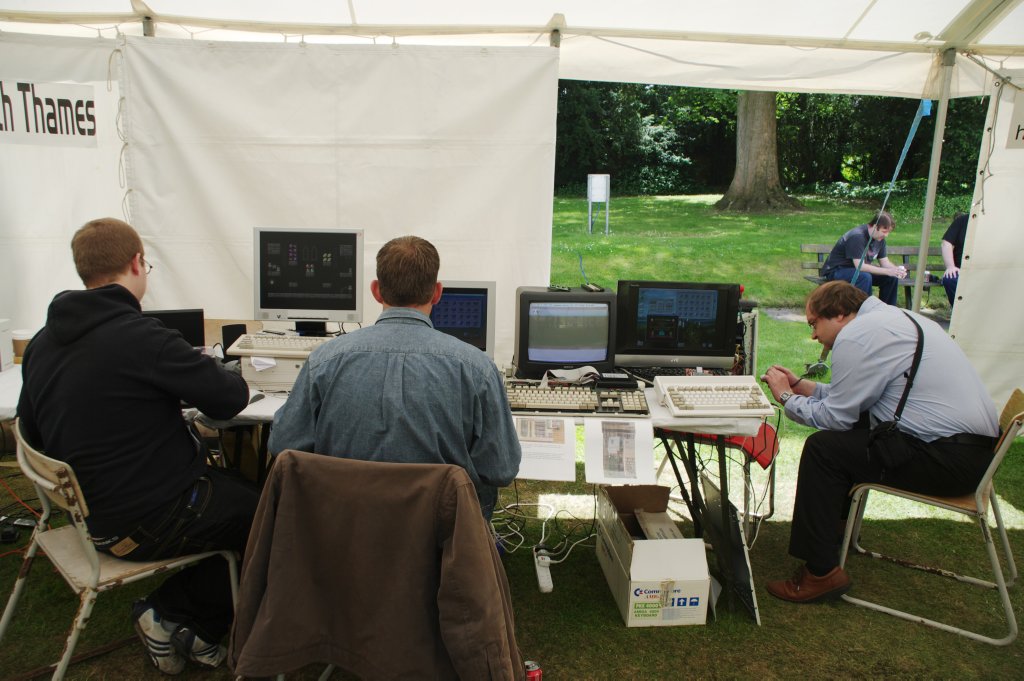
[171,625,227,669]
[131,600,185,675]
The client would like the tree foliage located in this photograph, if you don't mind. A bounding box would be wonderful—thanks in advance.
[555,80,987,198]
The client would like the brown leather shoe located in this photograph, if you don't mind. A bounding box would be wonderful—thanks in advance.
[766,565,851,603]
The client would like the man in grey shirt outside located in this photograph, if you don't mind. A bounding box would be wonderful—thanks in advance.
[761,280,998,603]
[269,235,521,519]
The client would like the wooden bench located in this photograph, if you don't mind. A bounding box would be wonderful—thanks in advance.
[801,243,945,309]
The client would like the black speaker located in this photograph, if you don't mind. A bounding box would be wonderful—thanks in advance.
[221,324,248,363]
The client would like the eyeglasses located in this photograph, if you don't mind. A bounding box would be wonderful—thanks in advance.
[140,257,154,275]
[806,316,819,330]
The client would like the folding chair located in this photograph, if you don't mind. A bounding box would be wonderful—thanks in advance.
[0,419,240,680]
[838,388,1024,646]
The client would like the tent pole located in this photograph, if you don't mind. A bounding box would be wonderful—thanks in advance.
[914,48,956,311]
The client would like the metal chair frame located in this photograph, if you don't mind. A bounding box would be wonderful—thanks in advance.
[0,419,239,679]
[838,389,1024,646]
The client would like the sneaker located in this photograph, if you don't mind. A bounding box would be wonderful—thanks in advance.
[131,600,185,675]
[171,625,227,669]
[765,565,851,603]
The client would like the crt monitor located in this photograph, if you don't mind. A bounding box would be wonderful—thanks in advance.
[141,308,205,348]
[512,286,616,379]
[429,281,496,358]
[253,227,364,334]
[615,280,740,370]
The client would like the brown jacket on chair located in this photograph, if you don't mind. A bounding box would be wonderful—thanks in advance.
[228,450,524,680]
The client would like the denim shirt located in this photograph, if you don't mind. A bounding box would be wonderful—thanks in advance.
[268,307,522,517]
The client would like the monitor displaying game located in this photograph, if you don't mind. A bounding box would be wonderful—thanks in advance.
[615,280,740,370]
[253,227,363,335]
[430,280,496,358]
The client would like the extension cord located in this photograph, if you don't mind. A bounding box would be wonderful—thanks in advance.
[534,548,553,593]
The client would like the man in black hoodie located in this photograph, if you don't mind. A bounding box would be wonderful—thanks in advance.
[17,217,256,675]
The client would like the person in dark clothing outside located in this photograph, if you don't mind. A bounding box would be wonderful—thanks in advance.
[16,217,256,675]
[820,210,906,305]
[941,211,969,306]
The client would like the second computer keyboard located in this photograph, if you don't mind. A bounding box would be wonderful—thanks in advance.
[227,333,332,359]
[654,375,775,419]
[505,379,650,418]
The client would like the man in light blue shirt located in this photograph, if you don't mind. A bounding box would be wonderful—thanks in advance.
[268,236,521,519]
[761,281,998,603]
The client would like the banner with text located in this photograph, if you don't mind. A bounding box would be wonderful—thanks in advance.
[0,80,98,147]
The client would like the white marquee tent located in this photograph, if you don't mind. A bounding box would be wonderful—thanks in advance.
[1,1,1022,402]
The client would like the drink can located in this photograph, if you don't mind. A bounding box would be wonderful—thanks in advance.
[525,660,542,680]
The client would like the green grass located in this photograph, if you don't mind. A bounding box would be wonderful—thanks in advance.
[2,194,1021,679]
[552,194,953,311]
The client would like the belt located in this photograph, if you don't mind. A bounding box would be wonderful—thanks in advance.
[934,433,998,449]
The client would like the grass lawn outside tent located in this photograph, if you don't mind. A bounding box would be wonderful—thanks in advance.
[2,195,1023,679]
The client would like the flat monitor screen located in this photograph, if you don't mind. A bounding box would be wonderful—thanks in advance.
[253,227,364,328]
[430,281,496,358]
[142,308,205,347]
[616,280,739,369]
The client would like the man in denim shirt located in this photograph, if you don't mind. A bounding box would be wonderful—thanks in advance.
[269,236,521,519]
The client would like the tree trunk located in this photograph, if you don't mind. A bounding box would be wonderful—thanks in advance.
[715,91,803,212]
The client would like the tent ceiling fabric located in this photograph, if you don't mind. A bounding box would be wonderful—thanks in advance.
[2,1,1023,96]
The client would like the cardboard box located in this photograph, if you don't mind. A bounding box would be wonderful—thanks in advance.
[595,485,709,627]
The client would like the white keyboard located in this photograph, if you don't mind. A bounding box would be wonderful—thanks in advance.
[654,375,774,419]
[505,380,649,417]
[227,333,331,359]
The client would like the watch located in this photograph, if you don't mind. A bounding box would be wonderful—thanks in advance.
[779,391,794,405]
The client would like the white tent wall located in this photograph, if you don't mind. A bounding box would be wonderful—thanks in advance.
[949,74,1024,408]
[0,33,125,332]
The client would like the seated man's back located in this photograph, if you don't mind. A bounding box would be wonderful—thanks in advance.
[268,236,521,519]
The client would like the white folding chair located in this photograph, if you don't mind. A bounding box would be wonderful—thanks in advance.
[838,388,1024,646]
[0,419,240,680]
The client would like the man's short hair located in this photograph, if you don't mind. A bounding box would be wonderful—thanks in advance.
[71,218,143,287]
[869,210,894,229]
[375,236,440,307]
[807,281,869,319]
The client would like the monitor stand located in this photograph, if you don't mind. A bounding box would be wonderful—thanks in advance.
[294,321,329,337]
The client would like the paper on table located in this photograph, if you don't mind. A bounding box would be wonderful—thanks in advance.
[583,418,655,485]
[513,416,576,482]
[249,356,277,372]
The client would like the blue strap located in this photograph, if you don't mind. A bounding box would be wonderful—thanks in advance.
[851,99,932,284]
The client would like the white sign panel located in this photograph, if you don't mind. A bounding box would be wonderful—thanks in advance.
[0,80,98,147]
[588,173,610,202]
[1007,90,1024,150]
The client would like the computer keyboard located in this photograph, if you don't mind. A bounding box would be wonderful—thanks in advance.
[654,375,774,419]
[504,379,650,418]
[227,333,332,359]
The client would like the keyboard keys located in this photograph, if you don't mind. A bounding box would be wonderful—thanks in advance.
[654,375,774,418]
[505,381,649,417]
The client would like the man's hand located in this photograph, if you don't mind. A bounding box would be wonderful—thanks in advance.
[762,365,796,402]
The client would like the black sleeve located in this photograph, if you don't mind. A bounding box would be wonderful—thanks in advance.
[149,333,250,420]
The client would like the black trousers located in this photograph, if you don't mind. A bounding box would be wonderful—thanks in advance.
[98,466,258,641]
[789,426,993,570]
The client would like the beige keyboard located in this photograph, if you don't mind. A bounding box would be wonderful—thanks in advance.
[505,379,649,417]
[654,375,774,419]
[227,333,331,359]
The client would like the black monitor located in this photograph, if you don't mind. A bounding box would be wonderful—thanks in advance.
[512,286,616,379]
[142,308,205,347]
[253,227,364,335]
[429,281,496,358]
[700,473,760,625]
[615,280,740,370]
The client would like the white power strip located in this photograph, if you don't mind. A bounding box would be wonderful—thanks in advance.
[534,548,553,593]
